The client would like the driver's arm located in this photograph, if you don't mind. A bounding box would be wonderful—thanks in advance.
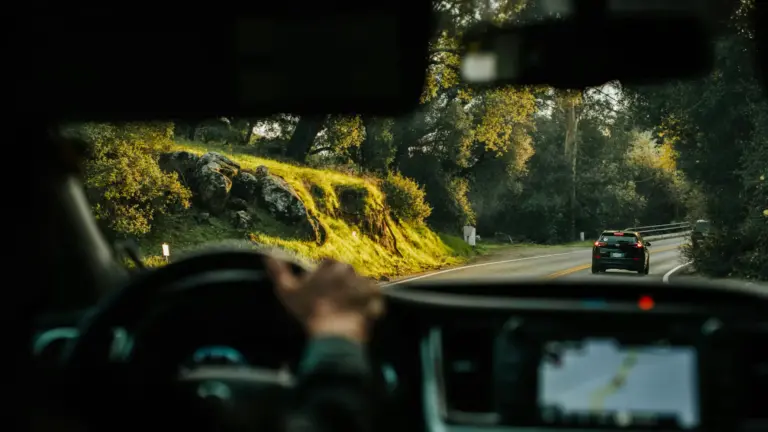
[265,257,384,432]
[290,336,376,432]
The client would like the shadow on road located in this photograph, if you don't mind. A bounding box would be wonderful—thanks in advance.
[593,271,646,278]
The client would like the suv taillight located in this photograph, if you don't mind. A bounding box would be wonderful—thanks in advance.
[594,241,607,247]
[636,241,643,248]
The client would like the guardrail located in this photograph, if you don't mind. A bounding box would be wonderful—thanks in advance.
[625,222,691,240]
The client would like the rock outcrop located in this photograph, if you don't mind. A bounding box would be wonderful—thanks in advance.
[335,185,399,254]
[159,151,324,243]
[195,152,241,214]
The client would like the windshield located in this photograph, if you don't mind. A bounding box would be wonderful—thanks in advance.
[64,0,765,286]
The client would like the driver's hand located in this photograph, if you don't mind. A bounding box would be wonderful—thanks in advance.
[265,257,384,344]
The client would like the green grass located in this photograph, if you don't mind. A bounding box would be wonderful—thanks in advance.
[139,140,595,277]
[139,140,469,279]
[475,239,593,251]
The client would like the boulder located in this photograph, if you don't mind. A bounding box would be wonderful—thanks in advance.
[231,172,261,202]
[227,197,250,211]
[158,151,200,187]
[231,165,308,224]
[195,152,241,214]
[231,210,252,229]
[260,174,307,221]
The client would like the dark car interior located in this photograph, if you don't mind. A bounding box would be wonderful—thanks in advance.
[15,2,768,432]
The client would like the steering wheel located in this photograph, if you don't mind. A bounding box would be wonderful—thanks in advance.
[62,249,308,432]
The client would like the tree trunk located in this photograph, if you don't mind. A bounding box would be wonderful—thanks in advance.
[244,121,254,145]
[186,124,197,141]
[360,116,374,169]
[286,116,324,162]
[563,103,580,241]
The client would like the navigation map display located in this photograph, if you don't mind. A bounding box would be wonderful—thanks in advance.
[538,339,699,430]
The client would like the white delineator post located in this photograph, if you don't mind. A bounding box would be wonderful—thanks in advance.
[463,226,477,247]
[162,243,170,263]
[580,232,585,241]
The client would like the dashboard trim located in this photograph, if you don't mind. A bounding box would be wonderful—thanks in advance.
[33,327,133,361]
[33,327,79,356]
[393,291,711,315]
[178,365,295,386]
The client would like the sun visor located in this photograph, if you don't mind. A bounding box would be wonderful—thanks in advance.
[11,3,432,122]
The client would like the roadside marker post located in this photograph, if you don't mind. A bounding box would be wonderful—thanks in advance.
[162,243,170,263]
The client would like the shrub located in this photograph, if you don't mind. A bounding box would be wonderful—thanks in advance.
[76,122,192,238]
[381,173,432,224]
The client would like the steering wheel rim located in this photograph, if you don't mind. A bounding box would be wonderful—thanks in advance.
[60,248,309,432]
[63,248,307,369]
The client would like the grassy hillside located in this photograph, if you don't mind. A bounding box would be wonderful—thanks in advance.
[139,140,476,278]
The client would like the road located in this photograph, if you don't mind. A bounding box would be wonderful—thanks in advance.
[400,237,689,283]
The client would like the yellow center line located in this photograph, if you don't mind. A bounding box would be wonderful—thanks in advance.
[543,244,680,279]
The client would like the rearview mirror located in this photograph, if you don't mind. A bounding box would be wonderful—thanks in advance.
[646,242,653,247]
[461,2,716,88]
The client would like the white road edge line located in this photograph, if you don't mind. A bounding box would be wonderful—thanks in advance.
[663,262,693,284]
[382,249,587,287]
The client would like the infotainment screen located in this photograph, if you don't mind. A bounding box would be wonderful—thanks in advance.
[538,339,699,430]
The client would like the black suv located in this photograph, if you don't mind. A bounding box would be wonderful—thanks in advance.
[591,230,651,275]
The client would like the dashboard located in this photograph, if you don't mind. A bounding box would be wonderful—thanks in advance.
[30,278,768,432]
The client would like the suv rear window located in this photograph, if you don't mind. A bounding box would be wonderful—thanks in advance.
[598,233,638,243]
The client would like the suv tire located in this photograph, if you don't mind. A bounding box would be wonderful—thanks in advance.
[638,260,649,275]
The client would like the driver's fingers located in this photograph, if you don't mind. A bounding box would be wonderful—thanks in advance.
[264,256,299,292]
[366,295,385,319]
[317,258,355,276]
[315,259,357,288]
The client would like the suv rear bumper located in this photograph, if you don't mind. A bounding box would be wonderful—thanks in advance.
[593,258,644,270]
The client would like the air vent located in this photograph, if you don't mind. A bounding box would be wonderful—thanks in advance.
[743,328,768,424]
[441,325,495,414]
[32,327,79,366]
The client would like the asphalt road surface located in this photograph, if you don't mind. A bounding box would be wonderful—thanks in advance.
[400,237,689,283]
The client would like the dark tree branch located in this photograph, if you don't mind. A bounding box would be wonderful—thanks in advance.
[309,146,335,155]
[429,48,462,55]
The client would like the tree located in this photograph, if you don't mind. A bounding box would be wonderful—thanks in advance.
[624,0,767,279]
[74,122,192,238]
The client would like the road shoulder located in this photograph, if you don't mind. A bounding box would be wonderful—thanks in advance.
[663,262,699,284]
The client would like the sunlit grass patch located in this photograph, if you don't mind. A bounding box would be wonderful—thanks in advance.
[139,140,475,279]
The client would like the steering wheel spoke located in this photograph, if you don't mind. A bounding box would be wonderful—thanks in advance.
[176,365,294,431]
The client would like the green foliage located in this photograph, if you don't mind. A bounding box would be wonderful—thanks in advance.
[381,173,432,224]
[150,141,471,279]
[194,118,243,144]
[624,0,767,279]
[360,117,396,173]
[79,122,192,237]
[447,177,476,228]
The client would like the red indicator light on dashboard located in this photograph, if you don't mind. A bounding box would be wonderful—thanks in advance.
[638,295,654,311]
